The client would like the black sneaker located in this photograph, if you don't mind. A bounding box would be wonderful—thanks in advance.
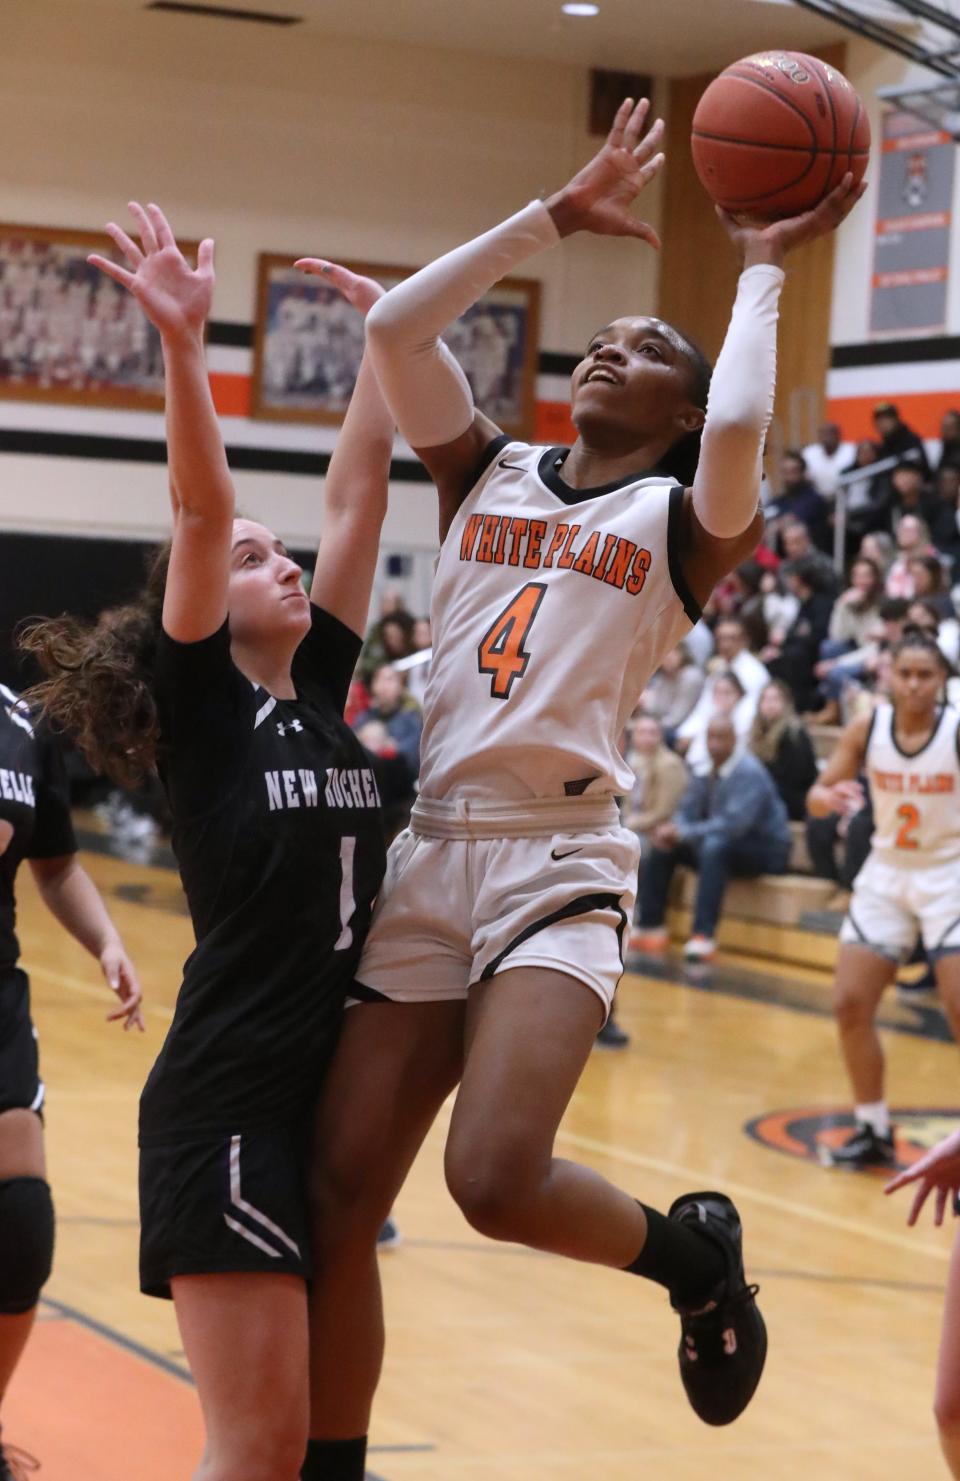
[595,1014,630,1049]
[667,1191,767,1426]
[0,1442,40,1480]
[826,1123,896,1170]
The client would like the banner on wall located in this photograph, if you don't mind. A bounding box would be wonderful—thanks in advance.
[870,110,956,338]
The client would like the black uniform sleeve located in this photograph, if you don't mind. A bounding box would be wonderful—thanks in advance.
[28,727,77,860]
[292,604,363,715]
[153,622,253,815]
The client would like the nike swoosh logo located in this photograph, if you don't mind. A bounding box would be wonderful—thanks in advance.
[551,846,583,861]
[498,457,527,471]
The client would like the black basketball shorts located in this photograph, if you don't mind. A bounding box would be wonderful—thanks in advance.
[139,1121,312,1300]
[0,968,44,1118]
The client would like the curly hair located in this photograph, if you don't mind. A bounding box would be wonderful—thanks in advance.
[17,543,171,788]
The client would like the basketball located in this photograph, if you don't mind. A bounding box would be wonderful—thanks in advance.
[691,51,870,219]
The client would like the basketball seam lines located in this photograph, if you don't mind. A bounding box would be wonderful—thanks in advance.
[691,131,869,157]
[716,70,818,145]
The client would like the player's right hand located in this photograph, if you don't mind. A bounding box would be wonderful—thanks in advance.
[88,202,214,344]
[294,260,385,317]
[544,97,664,244]
[885,1127,960,1226]
[826,778,865,816]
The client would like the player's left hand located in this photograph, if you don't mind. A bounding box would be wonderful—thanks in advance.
[294,260,385,317]
[99,941,146,1033]
[885,1127,960,1226]
[718,172,868,268]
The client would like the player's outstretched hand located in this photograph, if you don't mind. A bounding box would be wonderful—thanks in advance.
[544,97,664,245]
[885,1127,960,1226]
[294,260,385,317]
[717,172,867,268]
[88,202,214,344]
[99,940,146,1033]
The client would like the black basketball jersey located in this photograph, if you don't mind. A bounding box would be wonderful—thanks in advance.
[0,683,77,973]
[138,605,386,1144]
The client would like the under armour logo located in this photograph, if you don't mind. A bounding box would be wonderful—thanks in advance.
[276,719,304,737]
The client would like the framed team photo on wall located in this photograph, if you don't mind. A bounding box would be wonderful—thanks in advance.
[0,223,200,410]
[251,254,541,439]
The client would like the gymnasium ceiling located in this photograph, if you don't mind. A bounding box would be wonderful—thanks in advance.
[74,0,852,75]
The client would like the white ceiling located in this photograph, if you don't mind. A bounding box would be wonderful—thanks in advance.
[79,0,855,76]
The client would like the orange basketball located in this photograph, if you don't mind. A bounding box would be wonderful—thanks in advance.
[691,51,870,219]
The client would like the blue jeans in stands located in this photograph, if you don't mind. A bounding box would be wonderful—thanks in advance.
[639,833,791,939]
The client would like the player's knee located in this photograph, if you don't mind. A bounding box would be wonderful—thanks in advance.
[444,1145,537,1241]
[0,1177,54,1313]
[834,986,872,1030]
[309,1140,394,1247]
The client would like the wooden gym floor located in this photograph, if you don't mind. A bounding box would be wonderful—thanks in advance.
[6,831,960,1479]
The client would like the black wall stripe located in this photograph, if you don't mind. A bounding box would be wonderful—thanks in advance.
[208,320,253,349]
[831,336,960,369]
[0,427,434,481]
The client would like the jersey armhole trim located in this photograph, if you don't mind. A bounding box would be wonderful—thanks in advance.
[666,484,702,626]
[460,433,513,501]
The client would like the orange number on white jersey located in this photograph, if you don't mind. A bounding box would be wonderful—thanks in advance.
[895,802,920,850]
[477,582,547,700]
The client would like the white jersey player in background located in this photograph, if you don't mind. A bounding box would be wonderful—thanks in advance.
[299,100,864,1481]
[809,633,960,1171]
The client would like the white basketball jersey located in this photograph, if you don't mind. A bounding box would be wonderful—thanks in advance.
[417,439,699,803]
[865,702,960,867]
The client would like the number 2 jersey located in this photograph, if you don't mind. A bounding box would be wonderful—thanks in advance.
[865,701,960,867]
[417,437,701,804]
[138,605,386,1145]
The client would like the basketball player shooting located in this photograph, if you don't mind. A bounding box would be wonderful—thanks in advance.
[304,99,864,1478]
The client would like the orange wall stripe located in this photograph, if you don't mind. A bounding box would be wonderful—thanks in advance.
[826,390,960,442]
[535,400,576,444]
[209,370,251,418]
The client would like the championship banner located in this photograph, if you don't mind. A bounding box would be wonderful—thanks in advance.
[870,109,956,337]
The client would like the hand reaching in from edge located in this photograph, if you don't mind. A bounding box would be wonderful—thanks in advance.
[544,97,664,245]
[885,1127,960,1227]
[99,939,146,1032]
[88,202,214,344]
[294,259,385,317]
[718,173,867,270]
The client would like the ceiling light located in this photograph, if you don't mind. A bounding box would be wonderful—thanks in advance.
[562,3,600,15]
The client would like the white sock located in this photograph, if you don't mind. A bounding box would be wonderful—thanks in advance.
[855,1101,890,1138]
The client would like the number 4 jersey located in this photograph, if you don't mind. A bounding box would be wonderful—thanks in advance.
[865,701,960,866]
[417,437,701,803]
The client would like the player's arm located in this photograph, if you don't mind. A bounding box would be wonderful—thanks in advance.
[680,176,866,605]
[29,855,144,1031]
[291,263,395,639]
[364,97,664,537]
[806,712,872,818]
[88,203,233,644]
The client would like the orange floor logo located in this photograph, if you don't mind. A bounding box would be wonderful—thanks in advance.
[746,1106,960,1171]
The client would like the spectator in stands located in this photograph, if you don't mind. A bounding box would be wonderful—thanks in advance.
[358,592,416,681]
[937,408,960,472]
[766,449,830,552]
[676,669,749,775]
[352,663,422,777]
[885,514,935,598]
[873,400,930,478]
[859,529,895,576]
[906,596,960,668]
[633,716,792,963]
[907,554,954,618]
[766,557,836,712]
[809,596,909,724]
[402,616,433,707]
[758,566,800,647]
[748,679,818,820]
[803,422,851,500]
[888,453,934,526]
[841,438,884,546]
[929,462,960,555]
[825,556,884,650]
[623,715,689,839]
[725,560,768,650]
[353,718,416,839]
[637,642,704,736]
[779,518,839,593]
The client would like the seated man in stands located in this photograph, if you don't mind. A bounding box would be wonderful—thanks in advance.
[633,717,792,964]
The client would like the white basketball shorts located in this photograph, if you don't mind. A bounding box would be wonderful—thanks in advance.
[840,854,960,962]
[349,823,640,1019]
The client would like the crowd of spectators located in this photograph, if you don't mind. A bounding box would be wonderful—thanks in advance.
[623,402,960,963]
